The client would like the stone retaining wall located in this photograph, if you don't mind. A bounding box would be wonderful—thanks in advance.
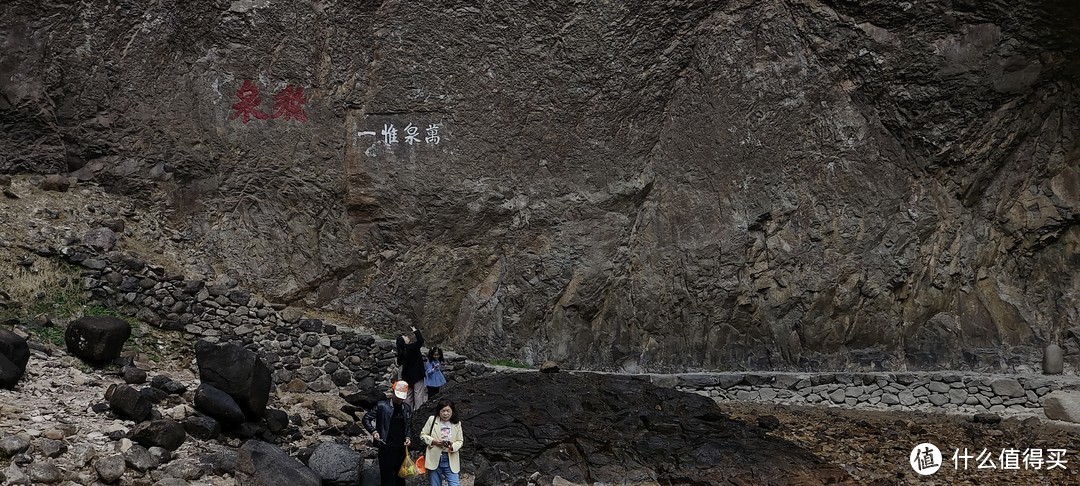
[65,249,495,396]
[61,248,1080,419]
[659,371,1080,416]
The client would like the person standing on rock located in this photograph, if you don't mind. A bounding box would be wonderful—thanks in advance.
[397,325,427,409]
[363,380,414,486]
[425,346,448,398]
[420,399,464,486]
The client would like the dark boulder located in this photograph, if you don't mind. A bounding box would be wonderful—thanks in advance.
[0,329,30,389]
[65,316,131,363]
[194,383,247,427]
[236,440,321,486]
[0,329,30,369]
[265,408,290,435]
[195,340,271,419]
[184,414,222,441]
[150,374,188,395]
[341,388,384,410]
[0,354,23,389]
[131,419,186,451]
[421,372,851,485]
[107,384,152,422]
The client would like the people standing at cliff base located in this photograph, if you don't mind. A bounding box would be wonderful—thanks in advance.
[425,346,447,397]
[363,381,414,486]
[397,326,428,410]
[421,399,464,486]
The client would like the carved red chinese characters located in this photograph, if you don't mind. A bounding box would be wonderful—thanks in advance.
[228,80,308,124]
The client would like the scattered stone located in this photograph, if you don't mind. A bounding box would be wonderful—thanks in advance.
[1043,391,1080,423]
[39,174,70,192]
[83,227,117,251]
[131,419,186,451]
[539,361,560,373]
[27,460,62,484]
[91,453,126,483]
[757,415,781,430]
[0,434,31,457]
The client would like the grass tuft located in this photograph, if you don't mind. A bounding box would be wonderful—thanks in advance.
[489,358,531,369]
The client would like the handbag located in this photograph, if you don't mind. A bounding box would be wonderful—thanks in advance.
[414,416,438,474]
[398,445,420,478]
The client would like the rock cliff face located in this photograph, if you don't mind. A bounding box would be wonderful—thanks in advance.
[2,0,1078,372]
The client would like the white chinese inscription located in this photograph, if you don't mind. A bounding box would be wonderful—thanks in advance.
[357,123,443,148]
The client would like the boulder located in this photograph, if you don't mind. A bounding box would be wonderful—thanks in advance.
[195,340,271,419]
[65,316,131,363]
[1043,344,1064,375]
[236,440,321,486]
[0,329,30,370]
[131,419,186,451]
[307,442,361,485]
[39,174,70,192]
[184,414,222,441]
[193,383,247,427]
[83,227,117,251]
[1043,391,1080,423]
[989,378,1026,399]
[539,360,560,373]
[0,354,23,390]
[421,372,850,484]
[107,384,152,422]
[0,329,30,388]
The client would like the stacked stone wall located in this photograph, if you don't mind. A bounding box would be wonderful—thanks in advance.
[661,371,1080,415]
[64,249,1080,418]
[66,249,492,397]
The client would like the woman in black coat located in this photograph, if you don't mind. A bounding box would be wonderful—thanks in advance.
[396,326,427,409]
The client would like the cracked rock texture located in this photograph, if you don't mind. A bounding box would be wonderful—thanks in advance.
[2,0,1078,372]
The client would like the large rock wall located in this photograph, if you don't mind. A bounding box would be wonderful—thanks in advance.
[1,0,1078,372]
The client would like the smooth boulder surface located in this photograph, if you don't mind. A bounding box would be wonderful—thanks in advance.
[422,372,851,485]
[65,316,131,363]
[1043,391,1080,423]
[195,340,271,419]
[0,328,30,371]
[193,383,247,427]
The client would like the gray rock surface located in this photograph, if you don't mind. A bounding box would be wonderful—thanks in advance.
[307,442,362,486]
[1043,390,1080,423]
[0,0,1077,373]
[431,371,850,484]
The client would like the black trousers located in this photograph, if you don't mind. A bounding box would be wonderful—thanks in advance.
[377,444,407,486]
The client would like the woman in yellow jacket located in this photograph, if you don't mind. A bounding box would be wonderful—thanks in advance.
[420,399,464,486]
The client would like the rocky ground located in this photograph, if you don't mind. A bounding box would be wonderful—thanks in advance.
[6,175,1080,485]
[6,332,1080,485]
[720,400,1080,485]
